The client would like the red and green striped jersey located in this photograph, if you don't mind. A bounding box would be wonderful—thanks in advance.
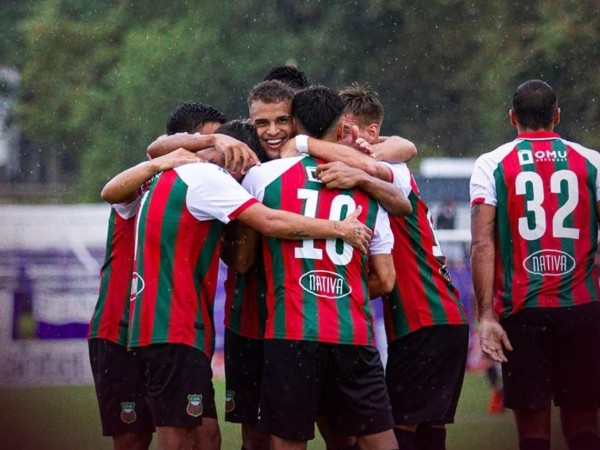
[470,132,600,318]
[88,200,140,345]
[128,163,258,357]
[223,262,267,339]
[242,155,394,346]
[382,163,469,342]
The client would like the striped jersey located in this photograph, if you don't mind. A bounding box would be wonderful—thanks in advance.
[88,200,141,345]
[128,163,258,357]
[242,155,394,346]
[470,131,600,318]
[382,163,468,342]
[223,263,267,339]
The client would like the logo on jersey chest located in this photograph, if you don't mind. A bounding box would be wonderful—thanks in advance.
[299,270,352,299]
[518,148,567,165]
[522,249,576,276]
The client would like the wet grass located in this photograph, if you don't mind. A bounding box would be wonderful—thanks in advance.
[0,373,569,449]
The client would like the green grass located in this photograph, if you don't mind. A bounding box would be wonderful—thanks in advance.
[0,373,569,449]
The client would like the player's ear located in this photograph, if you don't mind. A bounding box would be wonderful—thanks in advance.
[336,120,344,141]
[553,108,560,126]
[366,123,379,143]
[509,109,517,127]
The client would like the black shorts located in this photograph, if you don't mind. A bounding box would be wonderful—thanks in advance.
[501,303,600,411]
[88,339,154,436]
[385,325,468,425]
[131,344,217,428]
[259,339,394,441]
[224,328,263,424]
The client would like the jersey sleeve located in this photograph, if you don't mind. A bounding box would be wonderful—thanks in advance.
[470,153,498,207]
[178,163,258,224]
[369,206,394,255]
[112,195,142,220]
[383,162,413,197]
[568,140,600,199]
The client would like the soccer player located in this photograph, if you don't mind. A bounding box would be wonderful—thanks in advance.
[470,79,600,450]
[306,85,469,450]
[241,85,398,450]
[88,102,226,450]
[127,116,372,450]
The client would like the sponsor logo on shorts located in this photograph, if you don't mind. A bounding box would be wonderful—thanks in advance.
[522,249,575,276]
[120,402,137,424]
[186,394,203,417]
[299,270,352,299]
[225,389,235,412]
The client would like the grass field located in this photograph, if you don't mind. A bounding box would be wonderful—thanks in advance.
[0,373,569,450]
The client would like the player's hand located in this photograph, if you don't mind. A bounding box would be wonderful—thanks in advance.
[213,134,261,175]
[316,161,364,189]
[151,148,203,171]
[338,205,372,254]
[280,138,301,158]
[479,318,513,363]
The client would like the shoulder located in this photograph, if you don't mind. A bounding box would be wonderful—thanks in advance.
[243,155,307,187]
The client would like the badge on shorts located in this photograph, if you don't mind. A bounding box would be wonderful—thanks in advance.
[225,389,235,412]
[120,402,137,424]
[186,394,203,417]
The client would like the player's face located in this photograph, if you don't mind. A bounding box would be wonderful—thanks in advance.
[338,113,374,146]
[195,121,223,135]
[249,100,295,160]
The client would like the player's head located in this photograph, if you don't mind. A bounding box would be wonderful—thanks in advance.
[511,79,559,131]
[166,102,227,135]
[262,65,310,92]
[215,120,266,179]
[338,84,384,145]
[292,85,344,141]
[247,80,296,160]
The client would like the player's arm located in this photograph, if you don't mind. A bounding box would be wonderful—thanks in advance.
[470,202,512,363]
[368,254,396,298]
[221,221,260,274]
[315,161,411,216]
[101,148,202,204]
[236,204,372,255]
[368,135,417,163]
[147,132,260,174]
[281,136,393,182]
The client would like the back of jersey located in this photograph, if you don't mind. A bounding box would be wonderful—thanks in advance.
[243,155,388,346]
[471,133,600,317]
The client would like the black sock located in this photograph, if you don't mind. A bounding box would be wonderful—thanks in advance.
[519,438,550,450]
[414,426,446,450]
[568,431,600,450]
[394,428,416,450]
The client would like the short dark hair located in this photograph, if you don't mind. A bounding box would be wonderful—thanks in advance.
[247,80,295,108]
[262,65,310,91]
[292,85,344,139]
[339,83,384,127]
[512,80,558,130]
[166,102,227,135]
[215,120,267,163]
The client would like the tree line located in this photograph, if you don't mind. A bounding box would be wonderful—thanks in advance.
[1,0,599,202]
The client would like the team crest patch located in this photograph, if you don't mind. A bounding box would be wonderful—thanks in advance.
[225,389,235,413]
[120,402,137,424]
[186,394,203,417]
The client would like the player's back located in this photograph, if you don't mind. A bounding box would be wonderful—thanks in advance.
[242,155,386,346]
[383,163,468,341]
[471,133,600,316]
